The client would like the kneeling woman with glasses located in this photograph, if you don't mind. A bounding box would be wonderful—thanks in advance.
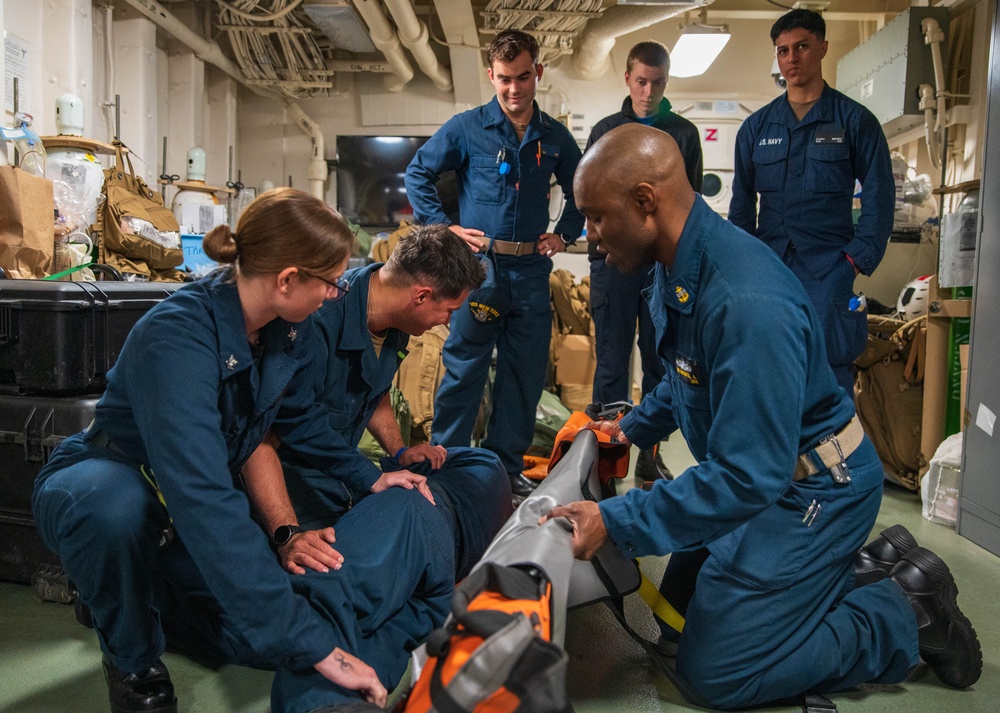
[32,188,400,713]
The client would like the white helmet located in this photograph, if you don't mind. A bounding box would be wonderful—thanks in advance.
[897,275,932,321]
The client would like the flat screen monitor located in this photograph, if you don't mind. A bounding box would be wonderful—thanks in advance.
[334,135,459,231]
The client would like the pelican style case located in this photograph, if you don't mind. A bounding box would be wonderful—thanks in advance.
[0,279,179,395]
[0,393,99,584]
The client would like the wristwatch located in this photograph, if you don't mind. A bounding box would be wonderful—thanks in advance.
[271,524,305,546]
[559,233,575,248]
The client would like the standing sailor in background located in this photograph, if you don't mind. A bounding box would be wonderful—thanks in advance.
[729,8,894,393]
[405,29,584,500]
[546,124,981,710]
[586,40,703,483]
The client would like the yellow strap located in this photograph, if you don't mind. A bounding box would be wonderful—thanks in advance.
[637,571,685,633]
[140,465,172,522]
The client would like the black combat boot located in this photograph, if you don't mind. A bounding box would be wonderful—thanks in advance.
[855,524,918,586]
[634,445,673,487]
[890,546,983,689]
[509,473,539,505]
[102,655,178,713]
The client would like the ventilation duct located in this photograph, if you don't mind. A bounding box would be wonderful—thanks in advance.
[572,0,713,80]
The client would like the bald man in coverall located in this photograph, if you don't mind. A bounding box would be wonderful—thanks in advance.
[730,9,894,393]
[544,124,981,709]
[405,29,584,500]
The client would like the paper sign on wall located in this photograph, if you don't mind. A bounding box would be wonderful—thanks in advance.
[4,32,30,115]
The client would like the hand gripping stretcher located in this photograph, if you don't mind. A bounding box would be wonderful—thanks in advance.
[396,404,710,713]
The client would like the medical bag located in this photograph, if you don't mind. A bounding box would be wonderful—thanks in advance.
[399,561,568,713]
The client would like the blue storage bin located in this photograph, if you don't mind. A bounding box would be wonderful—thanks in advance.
[181,234,219,274]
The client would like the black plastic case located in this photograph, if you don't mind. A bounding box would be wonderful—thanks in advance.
[0,393,98,584]
[0,280,178,394]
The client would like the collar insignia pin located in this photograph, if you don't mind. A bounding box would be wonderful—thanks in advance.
[288,327,297,342]
[226,355,238,370]
[675,286,690,303]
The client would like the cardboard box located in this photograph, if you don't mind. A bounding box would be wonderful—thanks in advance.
[554,334,596,386]
[559,383,593,414]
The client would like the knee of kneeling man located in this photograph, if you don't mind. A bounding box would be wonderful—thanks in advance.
[676,655,754,711]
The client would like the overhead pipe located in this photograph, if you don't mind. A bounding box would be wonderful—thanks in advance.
[351,0,415,92]
[120,0,248,89]
[919,83,942,170]
[120,0,331,197]
[285,101,328,199]
[572,2,711,80]
[383,0,453,92]
[920,17,948,169]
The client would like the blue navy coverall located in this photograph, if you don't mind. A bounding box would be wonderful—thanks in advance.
[277,263,512,580]
[599,198,918,709]
[729,83,894,393]
[586,96,703,404]
[32,271,456,713]
[405,97,584,477]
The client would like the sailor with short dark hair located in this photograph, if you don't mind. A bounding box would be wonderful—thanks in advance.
[730,8,894,393]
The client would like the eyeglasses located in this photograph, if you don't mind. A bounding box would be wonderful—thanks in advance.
[305,271,350,302]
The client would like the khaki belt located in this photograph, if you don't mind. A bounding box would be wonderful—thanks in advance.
[491,239,535,257]
[793,415,864,482]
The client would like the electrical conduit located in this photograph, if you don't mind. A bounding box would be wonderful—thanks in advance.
[922,18,948,134]
[119,0,330,196]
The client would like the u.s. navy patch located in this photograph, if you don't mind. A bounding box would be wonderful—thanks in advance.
[675,285,690,303]
[469,300,501,323]
[675,354,704,386]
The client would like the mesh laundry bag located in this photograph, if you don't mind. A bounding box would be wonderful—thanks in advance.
[922,432,963,527]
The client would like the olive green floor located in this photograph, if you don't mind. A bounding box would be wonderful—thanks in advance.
[1,438,996,713]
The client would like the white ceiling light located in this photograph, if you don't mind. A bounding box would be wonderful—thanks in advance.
[669,12,730,79]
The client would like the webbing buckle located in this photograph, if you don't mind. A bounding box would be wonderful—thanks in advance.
[819,431,851,484]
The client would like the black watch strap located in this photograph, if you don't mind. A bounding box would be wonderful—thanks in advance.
[559,233,575,248]
[271,524,305,546]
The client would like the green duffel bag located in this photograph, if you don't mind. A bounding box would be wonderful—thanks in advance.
[525,389,573,458]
